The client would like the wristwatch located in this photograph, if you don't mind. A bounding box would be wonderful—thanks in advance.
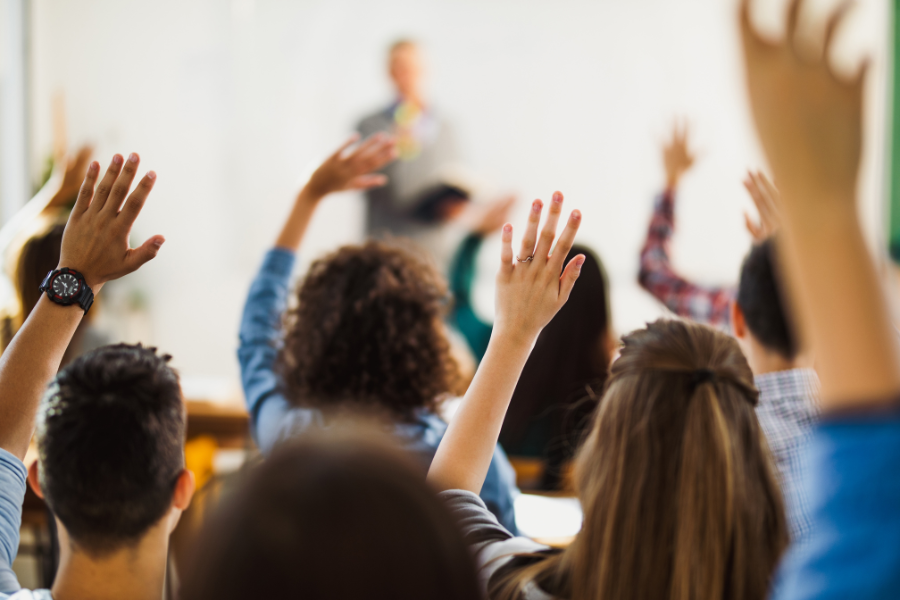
[39,268,94,313]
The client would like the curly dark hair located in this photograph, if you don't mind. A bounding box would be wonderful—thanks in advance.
[276,240,461,422]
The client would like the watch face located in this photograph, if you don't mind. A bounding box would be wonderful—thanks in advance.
[52,273,81,299]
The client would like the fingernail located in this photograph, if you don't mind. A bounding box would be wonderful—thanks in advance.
[112,154,123,166]
[89,161,99,173]
[532,201,542,212]
[128,152,139,163]
[576,257,585,268]
[503,224,512,233]
[147,170,157,181]
[572,210,582,221]
[153,238,164,248]
[553,192,563,203]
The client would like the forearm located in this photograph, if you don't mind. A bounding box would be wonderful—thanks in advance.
[428,332,533,493]
[778,200,900,408]
[274,188,323,251]
[0,297,83,459]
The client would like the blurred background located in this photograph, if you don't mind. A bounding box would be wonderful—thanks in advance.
[0,0,889,398]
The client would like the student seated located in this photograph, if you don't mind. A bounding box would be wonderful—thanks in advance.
[181,430,481,600]
[740,0,900,596]
[0,153,195,599]
[427,194,788,599]
[639,124,818,544]
[239,133,519,531]
[450,232,614,490]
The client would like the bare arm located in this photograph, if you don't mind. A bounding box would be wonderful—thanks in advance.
[274,134,396,251]
[0,154,164,459]
[741,0,900,407]
[428,193,583,493]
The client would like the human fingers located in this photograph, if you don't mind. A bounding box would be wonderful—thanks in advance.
[535,192,564,261]
[355,137,397,173]
[744,211,764,241]
[500,223,514,274]
[548,209,582,273]
[329,134,361,161]
[823,1,854,55]
[122,235,166,275]
[786,0,803,43]
[105,152,141,213]
[73,161,100,214]
[346,174,388,190]
[347,133,388,169]
[118,171,157,228]
[91,154,124,212]
[558,254,585,306]
[518,200,543,261]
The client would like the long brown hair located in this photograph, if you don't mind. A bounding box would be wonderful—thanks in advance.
[491,319,788,600]
[181,428,481,600]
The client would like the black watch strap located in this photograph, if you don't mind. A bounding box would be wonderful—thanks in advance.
[39,268,94,314]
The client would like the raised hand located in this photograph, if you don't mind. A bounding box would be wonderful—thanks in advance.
[740,0,864,211]
[60,153,164,291]
[305,133,397,199]
[494,192,583,342]
[428,192,583,493]
[743,170,781,242]
[663,121,696,191]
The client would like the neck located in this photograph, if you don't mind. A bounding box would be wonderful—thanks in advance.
[746,338,810,376]
[52,520,169,600]
[399,92,425,110]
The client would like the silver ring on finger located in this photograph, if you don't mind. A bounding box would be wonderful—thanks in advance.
[517,255,534,263]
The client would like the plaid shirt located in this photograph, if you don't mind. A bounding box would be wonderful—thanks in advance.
[638,189,734,329]
[755,368,820,545]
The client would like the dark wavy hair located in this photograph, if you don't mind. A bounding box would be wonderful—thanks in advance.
[276,240,461,421]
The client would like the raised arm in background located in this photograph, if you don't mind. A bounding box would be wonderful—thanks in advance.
[0,152,163,460]
[639,125,784,328]
[638,123,734,327]
[741,0,900,597]
[238,134,397,451]
[428,192,583,493]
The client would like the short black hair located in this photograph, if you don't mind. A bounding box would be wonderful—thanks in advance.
[36,343,185,555]
[736,239,797,359]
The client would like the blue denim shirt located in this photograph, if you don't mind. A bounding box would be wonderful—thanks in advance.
[238,248,519,533]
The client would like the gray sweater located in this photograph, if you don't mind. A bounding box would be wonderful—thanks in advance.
[441,489,556,600]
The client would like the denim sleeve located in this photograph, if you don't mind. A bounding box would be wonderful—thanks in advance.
[238,248,321,454]
[0,449,26,594]
[480,444,520,535]
[772,411,900,600]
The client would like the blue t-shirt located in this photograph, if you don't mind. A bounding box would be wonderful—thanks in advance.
[0,448,52,599]
[238,248,520,533]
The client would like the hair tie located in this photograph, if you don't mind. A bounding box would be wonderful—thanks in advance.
[689,368,716,390]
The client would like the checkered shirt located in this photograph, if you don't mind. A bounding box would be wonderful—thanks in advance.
[755,368,820,545]
[638,190,734,329]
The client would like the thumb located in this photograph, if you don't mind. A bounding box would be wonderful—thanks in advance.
[124,235,165,274]
[558,254,584,305]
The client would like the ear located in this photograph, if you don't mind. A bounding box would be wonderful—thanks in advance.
[731,300,747,340]
[172,469,196,512]
[27,461,44,500]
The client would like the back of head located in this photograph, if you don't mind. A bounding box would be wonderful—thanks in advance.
[181,431,481,600]
[277,240,460,421]
[501,245,612,467]
[36,344,185,555]
[565,320,786,600]
[737,238,797,359]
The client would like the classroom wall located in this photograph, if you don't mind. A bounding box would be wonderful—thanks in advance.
[24,0,888,394]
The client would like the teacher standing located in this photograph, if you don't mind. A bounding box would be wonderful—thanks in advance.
[357,40,466,264]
